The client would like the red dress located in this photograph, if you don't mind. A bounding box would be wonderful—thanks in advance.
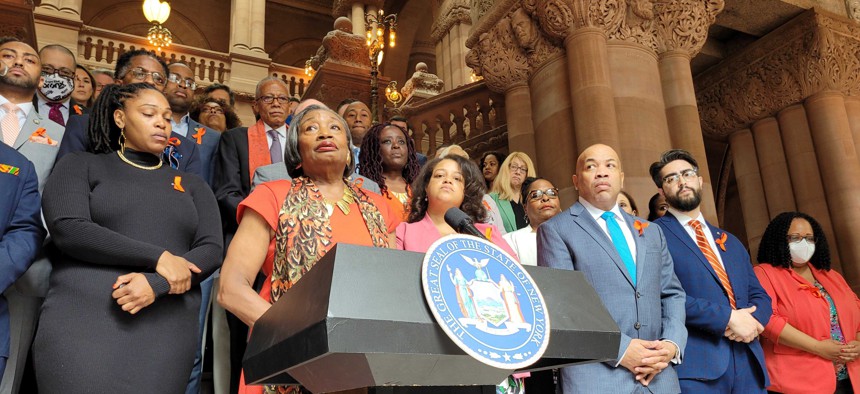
[236,180,400,393]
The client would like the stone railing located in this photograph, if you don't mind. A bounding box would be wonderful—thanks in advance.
[77,26,230,86]
[398,80,505,157]
[269,63,311,97]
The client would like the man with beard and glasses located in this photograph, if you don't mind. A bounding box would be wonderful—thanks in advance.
[33,44,87,127]
[0,36,65,393]
[650,149,771,394]
[56,49,201,176]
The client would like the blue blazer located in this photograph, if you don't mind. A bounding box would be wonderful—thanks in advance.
[0,144,45,358]
[56,114,201,176]
[538,202,687,394]
[655,213,771,385]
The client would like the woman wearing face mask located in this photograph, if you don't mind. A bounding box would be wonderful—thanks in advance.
[754,212,860,394]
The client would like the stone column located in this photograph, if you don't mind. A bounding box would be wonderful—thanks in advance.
[777,104,842,271]
[565,28,620,150]
[845,96,860,168]
[432,0,472,91]
[351,2,366,36]
[228,0,271,95]
[33,0,83,52]
[654,0,724,224]
[529,54,577,206]
[728,129,771,261]
[751,117,796,218]
[506,84,537,159]
[804,91,860,290]
[609,42,673,208]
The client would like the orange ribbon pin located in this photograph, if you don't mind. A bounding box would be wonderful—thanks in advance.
[30,128,55,145]
[168,137,181,146]
[173,176,185,192]
[73,105,83,115]
[634,220,649,236]
[484,227,493,240]
[191,127,205,144]
[715,232,728,252]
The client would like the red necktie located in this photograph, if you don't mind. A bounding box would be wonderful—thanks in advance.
[690,220,736,308]
[48,102,65,126]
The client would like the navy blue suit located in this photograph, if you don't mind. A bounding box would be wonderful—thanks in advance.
[655,213,770,393]
[0,143,45,375]
[184,118,219,185]
[56,114,201,176]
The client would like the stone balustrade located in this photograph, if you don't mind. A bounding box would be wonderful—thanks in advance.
[269,63,310,98]
[78,26,230,86]
[398,80,505,157]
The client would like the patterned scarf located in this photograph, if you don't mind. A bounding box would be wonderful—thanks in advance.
[269,176,390,303]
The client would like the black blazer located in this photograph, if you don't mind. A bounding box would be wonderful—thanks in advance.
[212,126,251,234]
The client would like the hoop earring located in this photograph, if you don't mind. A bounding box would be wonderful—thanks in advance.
[119,129,126,155]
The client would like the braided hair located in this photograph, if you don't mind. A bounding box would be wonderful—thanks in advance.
[757,211,832,270]
[87,83,162,154]
[358,122,420,196]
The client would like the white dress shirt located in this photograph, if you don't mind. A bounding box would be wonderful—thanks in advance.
[265,124,287,153]
[170,113,190,138]
[667,208,726,269]
[579,197,638,263]
[0,94,34,140]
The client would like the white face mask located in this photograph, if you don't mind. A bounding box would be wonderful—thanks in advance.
[789,239,815,266]
[39,73,75,102]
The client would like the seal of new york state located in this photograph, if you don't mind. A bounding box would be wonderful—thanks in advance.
[422,234,550,370]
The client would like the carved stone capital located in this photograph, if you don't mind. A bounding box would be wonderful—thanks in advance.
[848,0,860,21]
[431,0,472,43]
[510,7,564,68]
[332,0,384,18]
[465,14,530,93]
[696,9,860,139]
[315,28,371,70]
[654,0,724,56]
[402,62,445,98]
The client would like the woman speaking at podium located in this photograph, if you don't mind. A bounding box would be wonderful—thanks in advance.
[218,105,399,393]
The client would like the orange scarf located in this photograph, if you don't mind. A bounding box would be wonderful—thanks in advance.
[247,120,272,182]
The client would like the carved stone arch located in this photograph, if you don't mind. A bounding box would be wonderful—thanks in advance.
[271,38,323,67]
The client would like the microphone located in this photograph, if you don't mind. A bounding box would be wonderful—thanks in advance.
[444,207,486,239]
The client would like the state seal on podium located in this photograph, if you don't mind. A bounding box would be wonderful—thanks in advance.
[421,234,550,370]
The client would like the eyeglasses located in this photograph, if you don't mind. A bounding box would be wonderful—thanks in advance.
[510,164,528,174]
[124,67,166,87]
[41,65,75,79]
[202,105,224,115]
[662,168,699,186]
[257,95,290,104]
[787,234,816,244]
[528,188,559,201]
[167,73,197,90]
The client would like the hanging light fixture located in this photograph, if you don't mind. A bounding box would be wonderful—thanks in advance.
[142,0,173,51]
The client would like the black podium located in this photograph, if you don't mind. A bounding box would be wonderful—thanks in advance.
[244,244,620,393]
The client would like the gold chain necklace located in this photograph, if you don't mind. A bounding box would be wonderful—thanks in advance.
[323,187,355,216]
[117,151,163,170]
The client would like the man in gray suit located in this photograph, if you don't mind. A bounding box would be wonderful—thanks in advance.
[538,144,687,394]
[0,36,65,393]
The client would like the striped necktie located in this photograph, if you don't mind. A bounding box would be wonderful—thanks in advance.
[1,102,20,146]
[690,219,736,308]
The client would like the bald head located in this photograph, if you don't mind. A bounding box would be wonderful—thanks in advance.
[295,98,327,114]
[573,144,625,211]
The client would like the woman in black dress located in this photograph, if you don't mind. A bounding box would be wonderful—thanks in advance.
[33,83,223,393]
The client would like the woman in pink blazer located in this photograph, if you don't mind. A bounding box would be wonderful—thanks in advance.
[395,155,517,262]
[754,212,860,394]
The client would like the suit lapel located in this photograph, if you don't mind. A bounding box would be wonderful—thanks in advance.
[571,203,635,287]
[662,212,721,284]
[13,110,43,150]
